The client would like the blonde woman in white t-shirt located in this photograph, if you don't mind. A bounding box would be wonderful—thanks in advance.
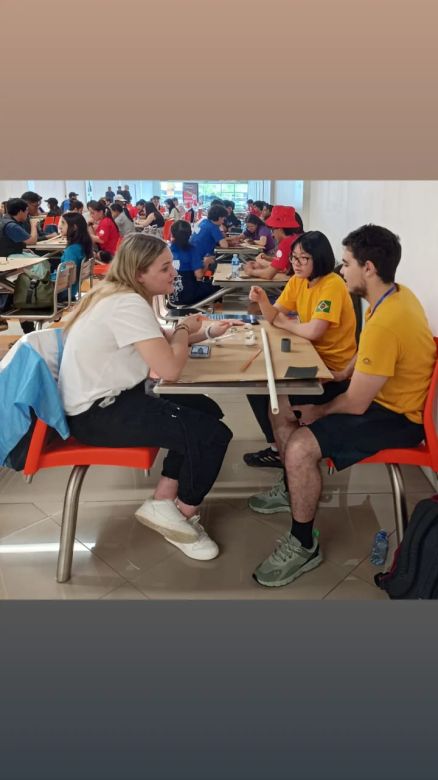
[60,233,235,560]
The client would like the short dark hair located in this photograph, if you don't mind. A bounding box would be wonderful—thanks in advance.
[208,204,228,221]
[136,199,146,206]
[253,200,265,211]
[6,197,28,216]
[71,199,83,211]
[342,224,401,283]
[110,202,124,214]
[210,198,225,207]
[21,191,41,204]
[152,195,160,200]
[247,199,254,205]
[222,200,235,210]
[293,231,336,280]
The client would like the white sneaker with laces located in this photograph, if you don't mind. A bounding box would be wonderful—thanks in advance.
[135,499,199,543]
[164,515,219,560]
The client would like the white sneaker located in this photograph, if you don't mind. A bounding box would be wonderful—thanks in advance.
[135,499,199,543]
[164,515,219,560]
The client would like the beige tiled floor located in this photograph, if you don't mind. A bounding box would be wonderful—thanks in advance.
[0,435,433,600]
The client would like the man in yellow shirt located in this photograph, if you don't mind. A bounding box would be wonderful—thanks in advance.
[253,224,436,588]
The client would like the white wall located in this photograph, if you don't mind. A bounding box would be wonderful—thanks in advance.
[305,181,438,334]
[273,180,304,210]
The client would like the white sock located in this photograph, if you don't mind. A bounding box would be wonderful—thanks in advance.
[269,444,278,452]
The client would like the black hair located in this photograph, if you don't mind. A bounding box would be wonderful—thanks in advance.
[70,200,83,211]
[136,199,146,206]
[6,197,28,217]
[253,200,265,211]
[208,204,228,221]
[165,198,176,212]
[145,201,165,227]
[21,191,41,204]
[223,200,235,210]
[210,198,225,207]
[87,199,119,229]
[61,212,93,257]
[152,195,160,201]
[171,219,191,249]
[281,211,304,236]
[342,224,401,283]
[247,199,254,205]
[292,231,336,280]
[46,198,61,216]
[245,213,264,229]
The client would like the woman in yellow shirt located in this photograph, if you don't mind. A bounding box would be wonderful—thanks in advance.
[244,231,357,470]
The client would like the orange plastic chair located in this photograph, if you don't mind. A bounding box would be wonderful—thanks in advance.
[327,337,438,543]
[162,219,174,242]
[24,418,159,583]
[42,215,60,232]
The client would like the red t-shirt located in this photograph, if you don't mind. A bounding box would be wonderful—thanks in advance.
[270,233,302,272]
[126,204,138,219]
[96,217,120,254]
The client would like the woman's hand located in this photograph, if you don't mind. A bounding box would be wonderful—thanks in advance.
[181,314,204,334]
[249,285,268,304]
[207,320,243,339]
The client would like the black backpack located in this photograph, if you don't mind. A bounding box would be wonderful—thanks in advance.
[375,497,438,599]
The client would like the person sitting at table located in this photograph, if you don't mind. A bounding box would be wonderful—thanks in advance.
[244,206,303,281]
[189,204,232,270]
[251,224,436,588]
[144,200,165,230]
[59,232,236,561]
[241,213,276,254]
[223,200,241,232]
[135,199,147,218]
[42,198,62,235]
[110,202,136,237]
[55,212,93,300]
[243,231,357,472]
[87,200,121,263]
[0,197,42,332]
[261,203,273,221]
[169,220,220,306]
[21,191,46,240]
[165,198,181,222]
[68,199,84,215]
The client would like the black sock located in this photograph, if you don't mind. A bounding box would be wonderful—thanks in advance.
[291,519,315,549]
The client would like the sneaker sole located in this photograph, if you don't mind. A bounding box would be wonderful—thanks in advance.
[135,512,198,543]
[164,537,219,561]
[248,501,290,515]
[254,552,323,588]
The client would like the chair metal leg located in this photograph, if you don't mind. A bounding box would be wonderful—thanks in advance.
[56,465,90,583]
[386,463,409,544]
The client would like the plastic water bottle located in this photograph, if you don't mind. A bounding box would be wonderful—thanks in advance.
[370,530,389,566]
[231,254,240,279]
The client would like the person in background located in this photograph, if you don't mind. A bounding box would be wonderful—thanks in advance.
[61,191,79,213]
[185,206,195,224]
[243,230,356,471]
[21,191,46,240]
[59,233,236,561]
[105,186,115,203]
[251,224,436,588]
[165,198,180,222]
[189,204,232,269]
[169,220,220,306]
[242,213,275,253]
[121,185,132,203]
[144,201,165,229]
[110,202,136,237]
[252,200,265,218]
[42,198,62,235]
[246,198,255,214]
[116,186,123,197]
[172,197,185,218]
[135,199,146,218]
[56,212,93,299]
[150,195,164,214]
[244,206,303,280]
[87,200,121,262]
[0,198,42,333]
[261,203,273,221]
[68,200,84,215]
[223,200,241,232]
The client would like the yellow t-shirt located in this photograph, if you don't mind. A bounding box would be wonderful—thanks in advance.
[276,272,357,371]
[356,284,436,424]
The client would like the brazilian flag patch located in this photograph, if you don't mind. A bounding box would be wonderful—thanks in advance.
[315,300,332,313]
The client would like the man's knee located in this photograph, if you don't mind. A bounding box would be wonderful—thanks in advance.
[285,429,321,469]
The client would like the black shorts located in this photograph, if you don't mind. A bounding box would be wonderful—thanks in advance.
[307,402,425,471]
[288,379,350,406]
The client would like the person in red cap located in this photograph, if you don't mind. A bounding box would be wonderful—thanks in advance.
[244,205,303,280]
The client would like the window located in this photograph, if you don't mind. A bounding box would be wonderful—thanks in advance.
[160,181,249,212]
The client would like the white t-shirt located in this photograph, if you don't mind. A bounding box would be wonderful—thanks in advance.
[59,292,164,415]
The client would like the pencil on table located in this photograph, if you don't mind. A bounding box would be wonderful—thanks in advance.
[240,348,262,372]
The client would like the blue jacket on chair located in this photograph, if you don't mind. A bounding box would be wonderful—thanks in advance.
[0,330,70,468]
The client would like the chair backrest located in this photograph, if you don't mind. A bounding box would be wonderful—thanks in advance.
[162,219,174,242]
[423,336,438,467]
[78,257,94,299]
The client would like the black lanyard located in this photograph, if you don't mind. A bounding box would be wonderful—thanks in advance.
[370,284,397,317]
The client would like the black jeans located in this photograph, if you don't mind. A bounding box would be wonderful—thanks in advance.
[67,383,233,506]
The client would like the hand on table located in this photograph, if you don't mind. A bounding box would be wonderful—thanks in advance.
[182,313,204,334]
[272,311,290,329]
[207,319,244,338]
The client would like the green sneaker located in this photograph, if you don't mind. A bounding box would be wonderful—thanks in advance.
[253,532,322,587]
[248,475,290,514]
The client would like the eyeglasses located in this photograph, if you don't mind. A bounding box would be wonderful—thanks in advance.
[291,253,311,266]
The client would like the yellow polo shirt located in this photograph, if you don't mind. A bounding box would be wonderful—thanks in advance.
[276,272,357,371]
[356,285,435,423]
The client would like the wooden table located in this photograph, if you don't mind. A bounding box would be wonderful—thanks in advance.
[0,255,50,293]
[158,321,332,396]
[26,237,67,254]
[214,244,262,261]
[213,262,289,289]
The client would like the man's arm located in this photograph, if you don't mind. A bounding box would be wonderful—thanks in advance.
[293,370,388,425]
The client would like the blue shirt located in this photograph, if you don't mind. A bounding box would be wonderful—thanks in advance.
[61,243,85,298]
[190,219,223,262]
[171,243,203,272]
[4,220,30,243]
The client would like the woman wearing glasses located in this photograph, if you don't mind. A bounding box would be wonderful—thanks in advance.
[243,231,357,480]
